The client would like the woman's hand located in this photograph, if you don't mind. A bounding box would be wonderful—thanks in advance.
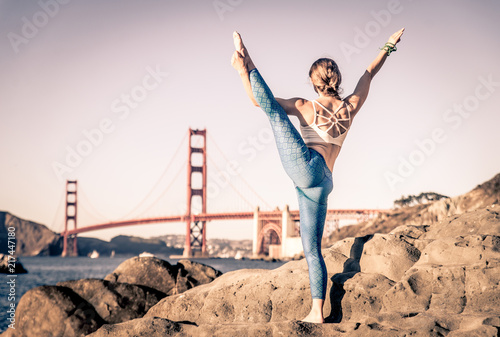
[387,28,405,45]
[231,50,247,74]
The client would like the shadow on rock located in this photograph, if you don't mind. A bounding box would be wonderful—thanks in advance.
[326,234,373,323]
[176,320,198,326]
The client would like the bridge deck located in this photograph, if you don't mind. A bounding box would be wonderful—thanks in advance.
[62,209,387,235]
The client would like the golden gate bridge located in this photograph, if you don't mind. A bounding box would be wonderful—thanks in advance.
[59,129,384,258]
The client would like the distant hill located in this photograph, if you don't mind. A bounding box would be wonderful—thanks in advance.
[0,212,61,256]
[324,172,500,246]
[107,235,182,256]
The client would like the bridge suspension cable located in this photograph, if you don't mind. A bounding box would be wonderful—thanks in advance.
[78,185,112,223]
[206,155,256,210]
[50,187,66,233]
[207,133,272,210]
[115,131,188,220]
[131,158,187,218]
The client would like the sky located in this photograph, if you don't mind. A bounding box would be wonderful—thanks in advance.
[1,0,499,241]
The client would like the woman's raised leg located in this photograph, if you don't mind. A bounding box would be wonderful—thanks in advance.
[249,68,324,188]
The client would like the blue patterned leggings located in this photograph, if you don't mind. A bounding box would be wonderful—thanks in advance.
[250,68,333,300]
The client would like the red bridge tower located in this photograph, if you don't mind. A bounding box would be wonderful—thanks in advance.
[62,180,78,257]
[184,128,208,257]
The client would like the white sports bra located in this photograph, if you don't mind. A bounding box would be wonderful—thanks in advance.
[300,100,352,147]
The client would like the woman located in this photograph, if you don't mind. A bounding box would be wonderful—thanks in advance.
[231,28,404,323]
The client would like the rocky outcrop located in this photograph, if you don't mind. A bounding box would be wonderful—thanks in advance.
[0,258,222,337]
[0,211,60,256]
[103,256,222,295]
[56,279,166,324]
[1,285,105,337]
[174,259,224,294]
[103,256,177,295]
[87,205,500,336]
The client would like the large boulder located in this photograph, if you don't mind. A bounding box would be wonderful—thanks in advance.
[329,233,421,282]
[357,234,421,282]
[1,285,105,337]
[103,256,222,296]
[174,259,223,294]
[146,259,323,324]
[329,272,395,323]
[416,234,500,266]
[420,206,500,240]
[382,222,500,317]
[104,256,177,295]
[56,279,166,323]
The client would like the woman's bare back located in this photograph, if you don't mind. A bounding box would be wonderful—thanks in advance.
[297,97,354,170]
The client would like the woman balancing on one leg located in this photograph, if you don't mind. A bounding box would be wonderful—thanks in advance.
[231,28,404,323]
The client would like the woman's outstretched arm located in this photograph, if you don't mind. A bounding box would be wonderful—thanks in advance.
[345,28,405,116]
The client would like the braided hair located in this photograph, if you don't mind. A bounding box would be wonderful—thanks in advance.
[309,58,343,100]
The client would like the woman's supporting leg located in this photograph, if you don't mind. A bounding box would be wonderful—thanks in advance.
[297,172,332,323]
[297,184,329,300]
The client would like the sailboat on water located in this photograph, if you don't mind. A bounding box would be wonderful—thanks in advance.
[89,250,99,259]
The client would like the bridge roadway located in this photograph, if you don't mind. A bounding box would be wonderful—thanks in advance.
[62,209,385,235]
